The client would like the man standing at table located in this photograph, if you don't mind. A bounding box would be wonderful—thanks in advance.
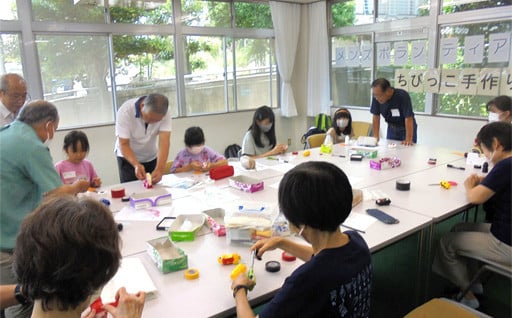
[115,93,171,183]
[0,73,29,127]
[0,100,90,318]
[370,78,417,145]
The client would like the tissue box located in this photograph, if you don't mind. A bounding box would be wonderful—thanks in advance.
[203,208,226,236]
[146,237,188,273]
[350,146,378,159]
[130,188,172,209]
[168,214,206,241]
[224,202,276,243]
[370,157,401,170]
[229,175,264,193]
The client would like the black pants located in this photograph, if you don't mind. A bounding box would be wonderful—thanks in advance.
[117,157,157,183]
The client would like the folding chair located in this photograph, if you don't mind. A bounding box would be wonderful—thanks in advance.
[405,298,492,318]
[456,251,512,301]
[306,133,326,148]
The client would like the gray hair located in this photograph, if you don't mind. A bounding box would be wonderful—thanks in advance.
[1,73,26,92]
[18,100,59,125]
[142,93,169,115]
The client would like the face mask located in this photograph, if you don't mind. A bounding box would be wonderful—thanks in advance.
[337,119,348,128]
[488,112,500,122]
[44,122,54,147]
[487,150,495,164]
[188,146,204,155]
[258,123,272,133]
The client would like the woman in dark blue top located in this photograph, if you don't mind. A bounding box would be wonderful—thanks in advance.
[433,121,512,309]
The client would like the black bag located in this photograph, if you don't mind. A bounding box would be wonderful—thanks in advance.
[224,144,241,159]
[301,127,325,149]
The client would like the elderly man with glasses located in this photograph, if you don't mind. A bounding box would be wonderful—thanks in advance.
[0,73,30,127]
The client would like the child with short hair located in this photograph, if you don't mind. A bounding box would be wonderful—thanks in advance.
[230,161,372,317]
[54,130,101,187]
[170,126,227,173]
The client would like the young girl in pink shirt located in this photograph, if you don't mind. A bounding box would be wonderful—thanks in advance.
[55,130,101,187]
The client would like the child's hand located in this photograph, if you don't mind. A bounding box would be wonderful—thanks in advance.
[92,177,102,187]
[251,237,283,258]
[190,161,203,171]
[103,287,145,318]
[201,161,211,172]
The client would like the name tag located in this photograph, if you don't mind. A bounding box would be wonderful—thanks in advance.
[62,171,76,179]
[391,109,400,117]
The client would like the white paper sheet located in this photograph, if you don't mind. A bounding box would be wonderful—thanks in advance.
[115,205,174,221]
[101,258,157,303]
[341,212,377,233]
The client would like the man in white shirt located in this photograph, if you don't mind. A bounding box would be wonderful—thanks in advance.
[0,74,28,127]
[114,93,171,183]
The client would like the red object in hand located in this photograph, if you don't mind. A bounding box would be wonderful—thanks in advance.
[90,297,119,314]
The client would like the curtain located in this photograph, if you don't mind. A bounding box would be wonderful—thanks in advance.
[270,1,301,117]
[307,1,330,116]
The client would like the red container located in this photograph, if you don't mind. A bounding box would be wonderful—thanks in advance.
[209,165,234,180]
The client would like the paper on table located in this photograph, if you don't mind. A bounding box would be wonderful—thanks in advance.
[269,162,295,174]
[115,205,174,221]
[101,258,157,303]
[240,168,283,180]
[341,212,377,233]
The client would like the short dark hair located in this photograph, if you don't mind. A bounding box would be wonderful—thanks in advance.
[476,121,512,152]
[13,195,121,312]
[278,161,353,232]
[143,93,169,115]
[63,130,90,153]
[184,126,205,147]
[17,100,59,126]
[249,105,276,149]
[371,78,391,91]
[486,95,512,113]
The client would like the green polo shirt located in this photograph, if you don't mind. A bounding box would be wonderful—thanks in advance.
[0,121,62,249]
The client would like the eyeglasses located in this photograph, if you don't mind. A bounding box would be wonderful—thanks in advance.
[4,92,31,102]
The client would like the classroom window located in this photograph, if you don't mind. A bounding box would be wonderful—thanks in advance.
[234,2,273,29]
[232,38,277,111]
[109,0,173,24]
[31,0,105,23]
[112,35,178,118]
[183,0,231,27]
[331,34,373,107]
[182,36,277,115]
[331,0,370,27]
[436,20,512,117]
[0,0,18,20]
[377,0,430,22]
[0,34,23,75]
[441,0,510,14]
[36,34,114,127]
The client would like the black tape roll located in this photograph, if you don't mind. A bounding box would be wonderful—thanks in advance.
[265,261,281,273]
[396,180,411,191]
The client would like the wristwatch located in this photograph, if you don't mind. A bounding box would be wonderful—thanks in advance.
[14,284,29,305]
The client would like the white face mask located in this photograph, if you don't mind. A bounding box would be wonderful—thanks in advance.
[44,122,54,147]
[488,112,500,122]
[258,123,272,133]
[487,150,495,165]
[337,119,348,128]
[188,145,204,155]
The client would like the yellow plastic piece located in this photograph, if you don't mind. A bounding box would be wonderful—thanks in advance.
[230,263,247,280]
[218,253,241,265]
[440,180,451,189]
[184,268,200,280]
[303,150,311,157]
